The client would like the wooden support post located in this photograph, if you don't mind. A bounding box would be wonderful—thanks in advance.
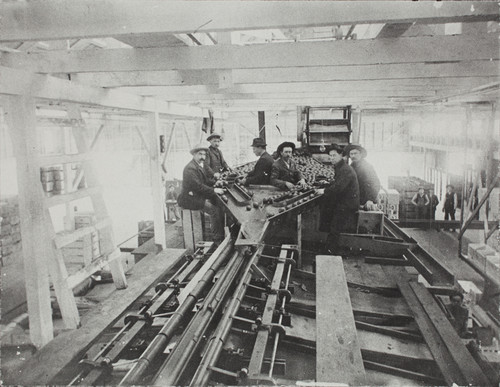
[258,111,266,143]
[316,255,366,384]
[296,213,302,269]
[5,96,54,347]
[352,109,362,144]
[148,111,166,249]
[68,106,127,289]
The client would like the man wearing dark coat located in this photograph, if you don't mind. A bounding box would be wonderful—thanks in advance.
[206,132,229,179]
[177,144,225,241]
[270,141,307,190]
[345,144,380,211]
[319,144,360,252]
[239,138,274,186]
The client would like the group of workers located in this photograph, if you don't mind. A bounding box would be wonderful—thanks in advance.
[176,132,380,250]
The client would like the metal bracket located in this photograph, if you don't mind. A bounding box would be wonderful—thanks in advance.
[124,311,153,326]
[267,288,292,304]
[257,322,286,337]
[79,357,112,373]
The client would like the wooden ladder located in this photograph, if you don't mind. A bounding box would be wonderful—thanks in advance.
[6,98,127,340]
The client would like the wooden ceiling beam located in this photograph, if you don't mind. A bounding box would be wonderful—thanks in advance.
[70,61,499,87]
[0,66,207,118]
[1,1,497,42]
[2,35,497,73]
[112,77,497,95]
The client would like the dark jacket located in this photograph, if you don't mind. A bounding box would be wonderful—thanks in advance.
[270,158,303,190]
[246,151,274,185]
[177,160,217,210]
[444,192,457,211]
[320,160,360,234]
[351,159,380,205]
[207,146,229,174]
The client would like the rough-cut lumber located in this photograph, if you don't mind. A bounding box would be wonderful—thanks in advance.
[1,1,497,42]
[3,35,497,73]
[0,66,206,118]
[70,62,500,88]
[316,255,366,385]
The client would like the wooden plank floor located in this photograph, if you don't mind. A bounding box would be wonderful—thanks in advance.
[316,255,366,385]
[2,248,186,386]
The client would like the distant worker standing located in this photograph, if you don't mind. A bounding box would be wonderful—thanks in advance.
[270,141,307,190]
[443,184,458,232]
[344,144,380,211]
[239,138,274,186]
[206,132,230,179]
[411,187,430,220]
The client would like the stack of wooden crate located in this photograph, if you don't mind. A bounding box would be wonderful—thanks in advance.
[388,176,433,220]
[62,212,100,266]
[40,165,65,195]
[377,188,400,220]
[0,196,22,266]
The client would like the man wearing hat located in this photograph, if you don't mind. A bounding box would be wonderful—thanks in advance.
[443,184,458,231]
[177,144,225,242]
[318,144,360,253]
[270,141,307,190]
[206,132,229,179]
[239,138,274,186]
[345,144,380,211]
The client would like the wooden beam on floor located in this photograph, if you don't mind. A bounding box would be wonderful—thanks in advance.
[1,1,497,42]
[316,255,366,385]
[3,35,497,73]
[3,248,186,386]
[386,266,490,386]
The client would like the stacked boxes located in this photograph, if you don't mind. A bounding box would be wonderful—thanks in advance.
[377,188,400,219]
[467,243,500,278]
[478,188,500,221]
[0,196,22,266]
[62,212,100,266]
[388,176,433,220]
[40,166,65,195]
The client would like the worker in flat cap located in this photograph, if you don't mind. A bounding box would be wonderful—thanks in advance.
[318,144,360,253]
[344,143,380,211]
[177,144,225,242]
[206,132,230,179]
[239,138,274,186]
[270,141,307,190]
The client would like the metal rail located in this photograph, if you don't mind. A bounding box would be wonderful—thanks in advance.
[152,248,248,385]
[188,245,265,387]
[119,236,234,385]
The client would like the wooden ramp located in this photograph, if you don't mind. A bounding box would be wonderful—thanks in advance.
[316,255,366,385]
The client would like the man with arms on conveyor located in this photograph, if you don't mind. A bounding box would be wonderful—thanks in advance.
[177,144,225,243]
[238,138,274,186]
[206,132,230,179]
[319,144,360,253]
[344,144,380,211]
[270,141,307,190]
